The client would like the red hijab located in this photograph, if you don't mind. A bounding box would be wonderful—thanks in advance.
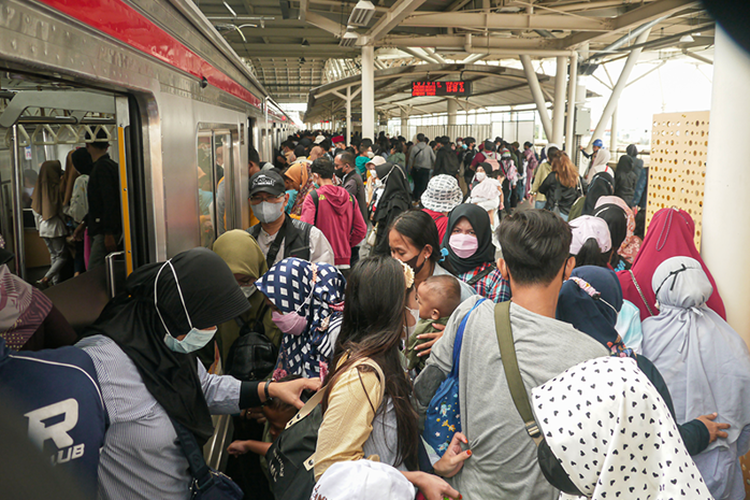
[617,208,726,320]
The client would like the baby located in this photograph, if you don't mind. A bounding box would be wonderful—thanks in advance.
[406,275,463,372]
[468,163,505,227]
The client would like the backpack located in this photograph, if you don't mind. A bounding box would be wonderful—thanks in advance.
[266,359,385,500]
[423,298,486,456]
[224,304,278,382]
[483,152,500,173]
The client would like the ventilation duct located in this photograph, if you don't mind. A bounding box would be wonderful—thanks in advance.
[347,0,375,27]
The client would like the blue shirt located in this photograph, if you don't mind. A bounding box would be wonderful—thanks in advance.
[0,338,106,495]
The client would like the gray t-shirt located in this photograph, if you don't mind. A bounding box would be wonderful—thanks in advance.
[415,297,607,500]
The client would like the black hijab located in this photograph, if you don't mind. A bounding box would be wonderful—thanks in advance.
[373,161,411,223]
[582,171,614,216]
[442,204,495,275]
[594,203,628,263]
[616,154,634,175]
[84,247,250,444]
[71,147,94,176]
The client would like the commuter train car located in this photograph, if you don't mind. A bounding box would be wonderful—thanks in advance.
[0,0,294,307]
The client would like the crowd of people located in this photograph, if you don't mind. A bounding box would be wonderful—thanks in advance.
[1,128,749,500]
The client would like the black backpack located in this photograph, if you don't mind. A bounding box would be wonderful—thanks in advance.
[225,304,278,382]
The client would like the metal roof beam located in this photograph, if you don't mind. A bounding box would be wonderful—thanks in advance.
[400,12,609,30]
[381,35,551,49]
[304,11,347,37]
[361,0,428,45]
[556,0,700,48]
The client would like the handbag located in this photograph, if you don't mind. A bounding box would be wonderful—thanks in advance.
[267,359,385,500]
[423,298,485,456]
[492,301,582,496]
[170,419,243,500]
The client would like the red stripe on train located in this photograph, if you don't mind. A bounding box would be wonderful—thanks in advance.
[37,0,262,108]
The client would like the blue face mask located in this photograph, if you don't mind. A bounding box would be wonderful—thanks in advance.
[155,261,217,354]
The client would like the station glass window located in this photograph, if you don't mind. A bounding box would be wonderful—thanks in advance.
[196,128,233,248]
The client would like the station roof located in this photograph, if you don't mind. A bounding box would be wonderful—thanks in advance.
[193,0,714,105]
[304,62,598,122]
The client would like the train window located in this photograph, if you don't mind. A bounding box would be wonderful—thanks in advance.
[196,128,234,248]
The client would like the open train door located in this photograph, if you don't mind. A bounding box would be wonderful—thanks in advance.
[0,88,135,332]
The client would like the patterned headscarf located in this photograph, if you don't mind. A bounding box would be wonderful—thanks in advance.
[595,195,641,264]
[533,357,713,500]
[255,258,345,379]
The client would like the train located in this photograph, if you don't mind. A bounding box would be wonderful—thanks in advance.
[0,0,295,302]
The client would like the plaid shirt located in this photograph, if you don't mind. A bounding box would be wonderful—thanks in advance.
[459,262,511,303]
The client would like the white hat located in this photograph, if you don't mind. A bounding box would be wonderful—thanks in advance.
[421,175,463,213]
[314,135,326,144]
[310,460,415,500]
[569,215,612,255]
[366,156,386,168]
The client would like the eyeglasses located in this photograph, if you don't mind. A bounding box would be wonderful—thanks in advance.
[250,193,284,204]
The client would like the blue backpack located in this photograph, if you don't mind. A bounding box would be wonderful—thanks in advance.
[423,298,486,456]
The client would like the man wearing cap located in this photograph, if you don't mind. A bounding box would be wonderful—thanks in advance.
[332,135,346,158]
[579,138,603,160]
[246,170,334,268]
[420,175,463,243]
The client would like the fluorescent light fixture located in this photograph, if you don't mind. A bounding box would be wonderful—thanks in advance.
[223,1,237,17]
[679,34,695,43]
[339,30,359,47]
[348,0,375,27]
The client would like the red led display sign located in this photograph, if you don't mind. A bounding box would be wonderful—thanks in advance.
[412,81,472,97]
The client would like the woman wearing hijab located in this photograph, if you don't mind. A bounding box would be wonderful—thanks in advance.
[255,257,345,380]
[212,230,281,362]
[314,256,463,500]
[532,356,714,500]
[579,170,614,217]
[583,146,611,184]
[592,201,630,271]
[370,161,411,256]
[77,248,317,500]
[557,265,722,457]
[0,246,76,351]
[594,195,640,264]
[618,207,727,321]
[642,256,750,500]
[613,154,640,205]
[285,160,314,217]
[31,160,69,287]
[442,205,509,303]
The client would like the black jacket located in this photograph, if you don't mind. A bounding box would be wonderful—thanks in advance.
[614,155,640,206]
[539,172,581,216]
[87,153,122,236]
[247,215,312,268]
[342,170,367,224]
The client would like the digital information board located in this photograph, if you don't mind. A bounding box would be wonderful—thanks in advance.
[411,81,472,97]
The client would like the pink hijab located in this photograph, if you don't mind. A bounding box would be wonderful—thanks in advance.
[617,207,726,321]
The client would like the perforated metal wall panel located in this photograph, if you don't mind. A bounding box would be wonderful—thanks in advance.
[647,111,710,248]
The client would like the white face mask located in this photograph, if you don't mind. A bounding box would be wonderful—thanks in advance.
[24,187,34,197]
[241,284,257,298]
[366,151,375,159]
[254,200,284,224]
[155,261,217,354]
[475,172,487,182]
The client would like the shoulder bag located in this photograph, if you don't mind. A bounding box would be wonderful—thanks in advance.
[266,359,385,500]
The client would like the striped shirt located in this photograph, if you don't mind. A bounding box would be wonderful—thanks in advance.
[77,335,242,500]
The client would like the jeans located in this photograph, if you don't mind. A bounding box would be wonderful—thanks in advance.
[412,167,431,201]
[42,236,68,285]
[535,200,546,210]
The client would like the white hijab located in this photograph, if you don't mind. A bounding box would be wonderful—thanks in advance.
[533,357,712,499]
[585,148,611,183]
[642,256,750,498]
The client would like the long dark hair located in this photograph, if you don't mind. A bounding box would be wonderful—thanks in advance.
[573,238,611,268]
[324,256,419,471]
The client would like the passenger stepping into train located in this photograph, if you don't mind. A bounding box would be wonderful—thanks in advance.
[246,170,335,268]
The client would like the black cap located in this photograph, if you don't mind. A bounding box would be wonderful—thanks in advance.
[249,170,285,198]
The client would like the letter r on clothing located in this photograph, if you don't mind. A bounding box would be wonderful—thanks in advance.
[25,399,79,449]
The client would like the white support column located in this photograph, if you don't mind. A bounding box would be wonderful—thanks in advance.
[447,99,458,126]
[587,28,651,149]
[401,107,409,137]
[610,105,618,154]
[552,56,567,145]
[565,53,578,154]
[520,55,553,141]
[361,46,375,140]
[703,26,750,346]
[346,86,352,146]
